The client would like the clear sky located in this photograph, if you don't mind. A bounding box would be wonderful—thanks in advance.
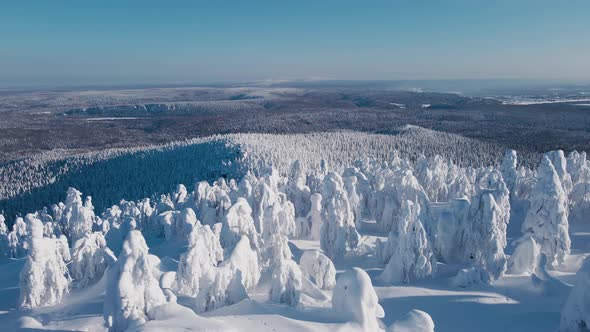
[1,0,589,87]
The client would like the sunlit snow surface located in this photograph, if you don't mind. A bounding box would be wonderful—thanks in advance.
[0,225,586,332]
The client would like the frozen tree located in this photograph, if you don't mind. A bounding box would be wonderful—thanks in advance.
[61,187,95,245]
[269,259,303,307]
[569,164,590,224]
[0,215,8,257]
[560,256,590,332]
[160,207,198,241]
[172,184,188,208]
[70,232,116,288]
[507,235,541,275]
[176,224,223,297]
[9,217,28,258]
[332,268,385,331]
[103,230,166,332]
[220,198,261,252]
[463,192,508,281]
[452,266,490,288]
[379,200,434,284]
[501,149,518,193]
[282,160,311,218]
[343,175,363,230]
[19,216,70,309]
[262,194,297,240]
[475,168,510,249]
[522,156,571,267]
[372,169,431,234]
[320,172,360,259]
[195,236,259,312]
[299,250,336,289]
[567,150,587,184]
[545,150,573,197]
[308,193,322,241]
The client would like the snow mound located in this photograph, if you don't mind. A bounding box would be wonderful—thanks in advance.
[388,309,435,332]
[332,267,385,331]
[560,255,590,332]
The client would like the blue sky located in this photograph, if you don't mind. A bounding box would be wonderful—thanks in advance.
[1,0,589,87]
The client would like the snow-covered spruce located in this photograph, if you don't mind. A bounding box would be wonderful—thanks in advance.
[299,250,336,290]
[320,172,360,259]
[379,200,434,284]
[220,197,261,253]
[59,188,96,245]
[269,259,303,307]
[560,256,590,332]
[308,193,322,241]
[522,156,571,267]
[195,236,260,312]
[103,230,166,332]
[176,224,224,297]
[501,149,518,194]
[333,267,385,331]
[70,232,116,288]
[19,216,70,309]
[462,191,507,281]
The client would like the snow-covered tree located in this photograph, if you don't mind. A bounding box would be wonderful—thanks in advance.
[372,169,431,234]
[320,172,360,259]
[522,156,571,267]
[379,200,434,284]
[269,259,303,307]
[220,197,261,253]
[60,188,95,245]
[299,250,336,289]
[332,267,385,331]
[103,230,166,332]
[282,160,311,218]
[0,215,8,257]
[176,224,223,297]
[560,256,590,332]
[500,149,518,193]
[19,216,69,309]
[195,236,260,312]
[70,232,116,288]
[567,150,587,185]
[569,164,590,225]
[545,150,573,197]
[462,192,507,281]
[308,193,322,241]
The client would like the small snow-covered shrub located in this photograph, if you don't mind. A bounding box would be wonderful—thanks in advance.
[19,216,70,309]
[388,309,435,332]
[103,230,166,332]
[269,259,303,307]
[560,256,590,332]
[507,235,541,275]
[299,250,336,290]
[451,267,491,287]
[332,267,384,331]
[70,232,116,288]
